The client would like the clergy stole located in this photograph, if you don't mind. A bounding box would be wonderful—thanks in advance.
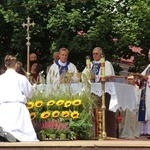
[91,62,100,83]
[55,61,70,75]
[138,81,146,121]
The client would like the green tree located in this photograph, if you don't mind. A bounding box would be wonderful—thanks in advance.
[0,0,150,73]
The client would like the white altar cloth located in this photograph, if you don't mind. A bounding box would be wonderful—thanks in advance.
[33,82,137,113]
[91,82,137,112]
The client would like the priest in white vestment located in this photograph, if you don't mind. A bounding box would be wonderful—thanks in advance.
[46,48,78,84]
[82,47,115,82]
[82,47,115,138]
[0,55,38,142]
[134,51,150,137]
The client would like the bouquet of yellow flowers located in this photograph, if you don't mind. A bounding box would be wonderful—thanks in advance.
[27,83,96,140]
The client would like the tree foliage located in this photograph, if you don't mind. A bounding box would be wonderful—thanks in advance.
[0,0,150,73]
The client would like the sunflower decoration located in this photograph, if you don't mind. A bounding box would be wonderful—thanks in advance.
[27,80,95,140]
[72,99,81,106]
[46,100,56,111]
[26,101,34,110]
[30,112,36,120]
[52,110,60,118]
[70,111,79,119]
[64,100,72,108]
[35,100,43,108]
[55,100,65,111]
[41,111,50,120]
[61,111,70,118]
[56,100,65,106]
[47,100,55,107]
[72,99,82,112]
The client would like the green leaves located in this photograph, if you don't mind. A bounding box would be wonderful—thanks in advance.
[0,0,150,73]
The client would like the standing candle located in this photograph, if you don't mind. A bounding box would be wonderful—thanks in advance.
[86,56,91,70]
[100,56,105,81]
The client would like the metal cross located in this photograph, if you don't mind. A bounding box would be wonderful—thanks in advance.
[22,16,35,74]
[22,16,35,33]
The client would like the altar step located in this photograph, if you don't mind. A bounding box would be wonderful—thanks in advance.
[0,139,150,150]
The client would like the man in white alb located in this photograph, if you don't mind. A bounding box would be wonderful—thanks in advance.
[82,47,115,138]
[0,55,38,142]
[46,48,78,84]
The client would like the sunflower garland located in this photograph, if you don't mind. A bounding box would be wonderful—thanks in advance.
[27,99,82,121]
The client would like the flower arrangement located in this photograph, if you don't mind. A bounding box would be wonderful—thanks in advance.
[27,83,96,140]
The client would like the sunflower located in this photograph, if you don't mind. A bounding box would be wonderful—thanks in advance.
[72,99,81,106]
[26,101,34,109]
[61,111,70,118]
[52,110,60,118]
[64,100,72,108]
[56,100,65,106]
[30,112,36,120]
[70,111,79,119]
[47,100,55,106]
[35,100,43,108]
[41,111,50,119]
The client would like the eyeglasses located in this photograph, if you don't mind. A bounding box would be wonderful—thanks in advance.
[93,53,98,55]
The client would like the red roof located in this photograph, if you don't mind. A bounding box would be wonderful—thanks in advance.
[120,46,142,64]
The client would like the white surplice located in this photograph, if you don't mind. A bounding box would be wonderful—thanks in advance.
[0,69,38,142]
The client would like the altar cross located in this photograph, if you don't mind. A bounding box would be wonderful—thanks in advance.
[22,16,35,74]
